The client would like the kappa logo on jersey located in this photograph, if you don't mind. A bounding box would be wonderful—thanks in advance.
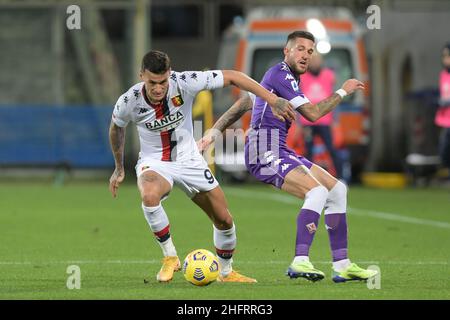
[170,73,177,81]
[138,108,149,114]
[190,72,198,80]
[144,111,184,132]
[180,73,187,82]
[133,89,140,99]
[281,163,291,172]
[285,73,294,81]
[171,95,184,107]
[123,96,129,104]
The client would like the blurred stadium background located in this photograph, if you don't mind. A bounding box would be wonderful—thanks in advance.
[0,0,449,300]
[1,0,449,185]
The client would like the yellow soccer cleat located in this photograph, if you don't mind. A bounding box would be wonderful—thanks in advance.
[286,260,325,282]
[156,256,181,282]
[332,263,378,283]
[217,270,257,283]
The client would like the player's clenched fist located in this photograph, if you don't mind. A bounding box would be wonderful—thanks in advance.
[341,79,365,95]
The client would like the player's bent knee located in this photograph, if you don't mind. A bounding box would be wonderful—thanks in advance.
[305,185,329,200]
[142,192,162,207]
[302,185,329,214]
[324,181,347,215]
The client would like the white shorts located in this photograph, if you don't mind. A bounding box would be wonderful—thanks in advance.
[135,155,219,199]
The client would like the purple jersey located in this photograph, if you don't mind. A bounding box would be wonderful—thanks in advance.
[245,62,312,188]
[250,61,310,147]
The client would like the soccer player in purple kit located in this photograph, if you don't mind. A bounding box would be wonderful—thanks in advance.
[198,31,378,283]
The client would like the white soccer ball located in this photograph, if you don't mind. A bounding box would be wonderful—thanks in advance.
[182,249,219,286]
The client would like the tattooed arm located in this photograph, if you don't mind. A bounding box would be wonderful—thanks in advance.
[214,94,253,133]
[197,94,253,152]
[297,93,343,122]
[297,79,365,122]
[109,121,126,197]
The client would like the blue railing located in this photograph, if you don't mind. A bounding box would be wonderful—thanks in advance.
[0,105,114,168]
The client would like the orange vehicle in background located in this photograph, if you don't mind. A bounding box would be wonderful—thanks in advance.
[214,6,370,181]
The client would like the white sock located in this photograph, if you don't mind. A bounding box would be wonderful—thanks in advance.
[213,224,237,252]
[158,238,177,257]
[333,258,351,272]
[142,203,170,232]
[303,185,329,213]
[218,257,233,277]
[142,203,177,257]
[213,224,236,276]
[324,181,347,215]
[293,256,310,264]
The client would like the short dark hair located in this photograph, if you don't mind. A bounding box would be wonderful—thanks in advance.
[141,50,171,74]
[286,30,315,46]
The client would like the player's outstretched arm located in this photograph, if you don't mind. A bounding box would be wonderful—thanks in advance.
[197,94,253,152]
[297,79,364,122]
[221,70,296,122]
[109,121,126,198]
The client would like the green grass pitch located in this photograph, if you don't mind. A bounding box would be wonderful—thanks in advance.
[0,182,449,299]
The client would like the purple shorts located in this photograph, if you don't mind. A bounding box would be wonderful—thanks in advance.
[244,131,313,189]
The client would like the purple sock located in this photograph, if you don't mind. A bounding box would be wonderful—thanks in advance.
[325,213,348,261]
[295,209,321,256]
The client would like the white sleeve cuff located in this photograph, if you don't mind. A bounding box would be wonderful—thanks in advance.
[289,95,310,109]
[206,70,224,90]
